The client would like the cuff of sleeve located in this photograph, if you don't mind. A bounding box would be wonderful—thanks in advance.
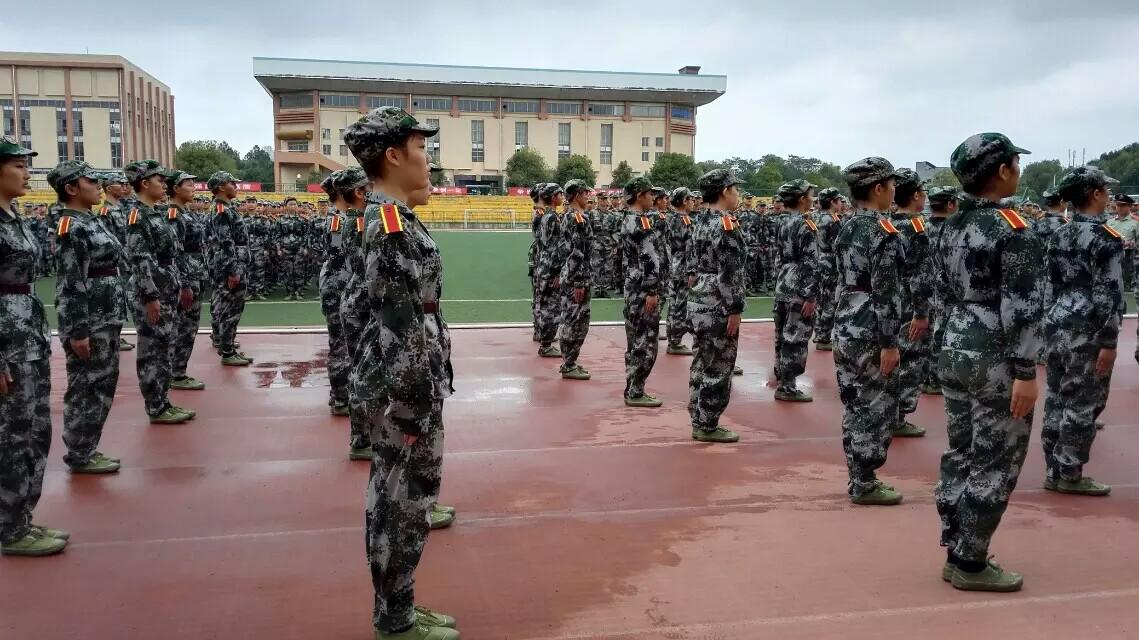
[69,327,90,341]
[878,334,898,349]
[1012,358,1037,381]
[1098,338,1118,350]
[726,302,745,315]
[141,292,159,303]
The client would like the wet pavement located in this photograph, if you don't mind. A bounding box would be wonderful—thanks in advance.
[3,322,1138,639]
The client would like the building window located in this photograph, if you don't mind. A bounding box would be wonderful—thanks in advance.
[548,102,581,115]
[2,104,13,138]
[56,108,69,160]
[641,137,649,147]
[426,118,441,161]
[321,128,330,140]
[655,137,664,148]
[74,142,85,161]
[110,106,122,168]
[279,93,313,109]
[471,120,485,163]
[630,105,666,118]
[414,96,452,111]
[502,100,539,114]
[641,151,650,162]
[514,121,528,151]
[286,140,309,152]
[600,123,613,165]
[322,144,331,155]
[339,144,348,156]
[557,123,571,160]
[588,103,625,117]
[655,152,663,161]
[368,96,408,109]
[671,105,693,120]
[318,94,360,108]
[458,99,496,113]
[19,107,32,160]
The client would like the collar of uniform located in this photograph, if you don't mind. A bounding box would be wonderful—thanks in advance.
[1073,212,1104,223]
[367,189,407,210]
[851,207,884,218]
[959,194,1001,210]
[61,207,92,217]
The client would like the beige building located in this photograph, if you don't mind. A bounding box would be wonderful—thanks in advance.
[253,58,725,191]
[0,51,174,173]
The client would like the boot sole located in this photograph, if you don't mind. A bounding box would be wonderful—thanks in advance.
[950,577,1023,592]
[692,435,740,443]
[170,385,206,391]
[348,454,372,461]
[1,541,68,556]
[69,466,121,475]
[624,401,663,408]
[774,396,813,403]
[892,431,926,438]
[851,496,904,506]
[429,518,455,530]
[1043,484,1111,496]
[150,417,193,424]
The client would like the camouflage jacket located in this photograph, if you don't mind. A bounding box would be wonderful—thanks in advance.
[890,212,933,319]
[589,208,610,249]
[534,207,566,284]
[813,209,843,284]
[931,196,1044,380]
[126,202,183,301]
[277,215,305,251]
[526,206,541,274]
[833,209,903,347]
[0,206,51,368]
[738,209,761,247]
[1032,212,1068,252]
[53,208,125,339]
[1045,212,1125,349]
[309,216,328,253]
[925,215,951,316]
[667,209,695,279]
[97,200,129,247]
[561,207,593,288]
[166,205,208,294]
[320,210,350,288]
[206,198,249,284]
[773,211,819,302]
[652,210,672,280]
[620,209,663,296]
[687,209,747,316]
[353,194,454,435]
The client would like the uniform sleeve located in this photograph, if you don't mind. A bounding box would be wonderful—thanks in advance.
[797,223,818,301]
[55,222,91,340]
[639,223,661,296]
[720,229,746,315]
[871,234,902,349]
[908,231,932,319]
[171,217,197,295]
[534,214,554,283]
[1000,229,1045,380]
[1093,236,1124,349]
[563,216,588,288]
[126,216,160,302]
[211,211,238,279]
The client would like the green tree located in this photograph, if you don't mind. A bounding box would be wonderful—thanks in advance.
[1019,159,1064,201]
[928,169,961,189]
[610,160,634,188]
[554,154,597,187]
[647,153,701,190]
[504,148,552,187]
[174,140,238,178]
[748,159,784,194]
[218,141,242,166]
[239,145,274,185]
[306,169,323,186]
[1091,142,1139,189]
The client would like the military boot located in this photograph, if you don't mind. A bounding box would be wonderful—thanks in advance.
[348,447,372,461]
[1044,476,1111,496]
[30,525,70,541]
[69,454,121,475]
[560,365,591,380]
[851,480,903,506]
[691,427,740,443]
[170,405,196,420]
[1,530,68,556]
[170,376,206,391]
[150,406,193,424]
[950,558,1023,592]
[429,509,455,530]
[94,450,120,463]
[537,345,562,358]
[666,343,694,356]
[375,622,459,640]
[624,393,663,408]
[774,387,812,402]
[433,504,457,516]
[891,420,926,438]
[415,606,457,629]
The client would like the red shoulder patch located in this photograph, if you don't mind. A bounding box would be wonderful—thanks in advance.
[1102,224,1122,239]
[910,217,926,233]
[380,204,403,234]
[167,207,178,221]
[56,216,72,236]
[639,215,651,230]
[878,219,899,234]
[804,218,818,232]
[997,208,1028,230]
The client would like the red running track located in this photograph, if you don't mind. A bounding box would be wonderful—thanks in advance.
[2,322,1139,639]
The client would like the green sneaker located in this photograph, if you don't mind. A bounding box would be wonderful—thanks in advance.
[891,421,927,438]
[376,622,459,640]
[94,450,120,463]
[221,353,253,367]
[691,427,740,443]
[922,384,943,395]
[666,344,694,356]
[69,455,121,475]
[349,447,372,461]
[1044,476,1111,496]
[330,404,350,416]
[942,561,954,582]
[429,509,455,530]
[30,525,70,541]
[774,388,812,402]
[433,504,457,517]
[537,345,562,358]
[733,366,744,376]
[851,481,903,506]
[170,376,206,391]
[415,606,457,629]
[814,341,833,352]
[1,530,68,556]
[150,406,192,424]
[560,365,591,380]
[118,338,135,352]
[624,393,663,408]
[950,558,1023,592]
[171,405,196,420]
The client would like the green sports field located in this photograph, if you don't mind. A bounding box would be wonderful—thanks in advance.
[34,230,1134,327]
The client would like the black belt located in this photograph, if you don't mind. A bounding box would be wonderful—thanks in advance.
[88,266,118,278]
[0,282,31,296]
[421,301,439,314]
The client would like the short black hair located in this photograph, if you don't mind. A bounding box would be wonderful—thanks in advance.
[359,136,415,180]
[930,200,954,214]
[961,162,1009,195]
[1063,185,1100,210]
[894,182,923,207]
[850,178,892,202]
[702,185,725,203]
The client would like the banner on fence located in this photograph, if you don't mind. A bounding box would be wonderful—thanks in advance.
[192,182,262,192]
[431,186,468,195]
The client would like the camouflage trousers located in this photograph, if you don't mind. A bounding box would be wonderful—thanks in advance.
[762,248,778,290]
[0,359,51,544]
[171,284,202,378]
[342,292,371,450]
[622,289,662,398]
[210,281,246,357]
[834,336,896,497]
[365,399,444,633]
[687,307,739,431]
[590,245,612,294]
[934,349,1032,562]
[559,285,591,370]
[773,300,814,391]
[62,327,122,468]
[535,281,561,348]
[282,249,305,295]
[813,275,837,345]
[320,277,351,409]
[926,307,946,388]
[134,292,177,417]
[530,272,539,340]
[249,249,272,296]
[1042,339,1109,482]
[744,247,762,292]
[895,320,930,421]
[666,277,690,347]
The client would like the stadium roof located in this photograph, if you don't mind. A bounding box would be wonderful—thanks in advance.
[253,57,726,106]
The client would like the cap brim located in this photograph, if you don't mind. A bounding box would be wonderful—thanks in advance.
[411,124,439,137]
[1013,145,1031,154]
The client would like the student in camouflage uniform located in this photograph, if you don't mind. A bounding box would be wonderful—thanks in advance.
[343,107,459,640]
[650,188,672,337]
[932,133,1042,592]
[527,185,542,340]
[164,171,209,391]
[125,160,196,425]
[278,200,307,299]
[888,168,932,438]
[1105,194,1136,290]
[321,169,369,417]
[737,194,761,294]
[1041,166,1124,497]
[812,188,844,350]
[620,177,665,407]
[589,191,613,298]
[339,175,376,461]
[245,202,271,299]
[665,188,696,356]
[686,170,746,443]
[50,161,127,475]
[533,183,566,358]
[608,192,626,293]
[558,179,594,380]
[1034,186,1069,312]
[833,158,905,505]
[207,172,253,367]
[0,139,70,557]
[97,171,136,351]
[772,180,818,402]
[922,186,960,395]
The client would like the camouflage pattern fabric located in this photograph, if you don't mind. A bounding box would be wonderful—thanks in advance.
[320,208,354,409]
[559,207,593,370]
[278,215,307,296]
[773,213,818,391]
[98,200,133,323]
[1032,212,1068,311]
[736,207,761,292]
[606,209,625,292]
[621,210,663,398]
[686,209,746,431]
[1041,212,1124,482]
[891,211,934,423]
[528,206,541,335]
[340,206,371,450]
[208,197,249,357]
[832,208,903,496]
[812,208,843,344]
[168,204,207,377]
[533,207,566,348]
[61,328,121,467]
[0,359,51,544]
[666,211,695,347]
[931,195,1043,562]
[588,205,611,293]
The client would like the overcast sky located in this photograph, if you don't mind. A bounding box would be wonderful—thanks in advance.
[8,0,1139,170]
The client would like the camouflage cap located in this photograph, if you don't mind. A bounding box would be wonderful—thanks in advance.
[698,168,742,194]
[950,133,1030,186]
[743,192,755,200]
[816,187,842,205]
[927,185,961,206]
[690,190,702,200]
[650,187,668,199]
[539,182,564,199]
[564,179,591,200]
[1055,166,1118,199]
[529,184,542,201]
[892,167,926,191]
[776,179,817,200]
[165,170,197,188]
[343,106,439,167]
[123,159,165,184]
[1042,186,1059,199]
[843,157,895,188]
[331,166,369,192]
[0,135,37,158]
[669,187,692,207]
[624,176,655,200]
[319,173,337,197]
[207,170,238,190]
[46,160,102,191]
[99,171,128,187]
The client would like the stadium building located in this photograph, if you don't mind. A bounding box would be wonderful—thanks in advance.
[0,52,175,172]
[253,57,726,191]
